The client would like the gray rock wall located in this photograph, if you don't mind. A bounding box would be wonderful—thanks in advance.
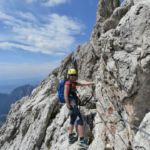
[0,0,150,150]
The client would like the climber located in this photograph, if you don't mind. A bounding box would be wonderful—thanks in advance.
[64,68,94,149]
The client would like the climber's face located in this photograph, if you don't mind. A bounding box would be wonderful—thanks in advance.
[69,74,77,81]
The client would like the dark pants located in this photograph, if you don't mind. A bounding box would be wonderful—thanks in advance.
[70,105,83,125]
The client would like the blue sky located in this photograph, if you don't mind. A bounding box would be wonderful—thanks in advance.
[0,0,124,92]
[0,0,99,89]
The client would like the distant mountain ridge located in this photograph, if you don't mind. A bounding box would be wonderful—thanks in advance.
[0,77,41,93]
[0,84,35,125]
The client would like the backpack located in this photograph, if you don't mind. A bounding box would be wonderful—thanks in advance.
[57,80,66,103]
[57,80,77,103]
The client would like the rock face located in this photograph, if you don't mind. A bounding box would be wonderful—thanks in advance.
[0,0,150,150]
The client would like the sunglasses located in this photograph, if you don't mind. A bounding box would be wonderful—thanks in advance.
[70,74,77,77]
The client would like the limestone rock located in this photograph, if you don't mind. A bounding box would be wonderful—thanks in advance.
[0,0,150,150]
[133,112,150,150]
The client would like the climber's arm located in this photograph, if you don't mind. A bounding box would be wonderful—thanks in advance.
[64,83,72,109]
[76,80,95,86]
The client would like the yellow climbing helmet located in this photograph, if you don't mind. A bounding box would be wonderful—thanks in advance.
[67,68,77,75]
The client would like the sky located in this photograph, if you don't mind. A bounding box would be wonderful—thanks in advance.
[0,0,124,93]
[0,0,100,92]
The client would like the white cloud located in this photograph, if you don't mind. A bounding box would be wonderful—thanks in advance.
[16,11,37,22]
[25,0,69,6]
[0,11,84,55]
[26,0,36,3]
[0,0,69,7]
[44,0,69,7]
